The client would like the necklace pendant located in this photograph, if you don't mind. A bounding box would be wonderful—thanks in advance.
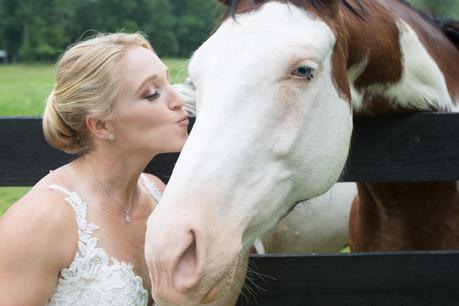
[125,213,131,224]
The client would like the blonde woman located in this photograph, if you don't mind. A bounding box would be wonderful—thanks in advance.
[0,33,199,305]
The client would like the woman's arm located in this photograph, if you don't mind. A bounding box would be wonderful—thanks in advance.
[0,189,78,305]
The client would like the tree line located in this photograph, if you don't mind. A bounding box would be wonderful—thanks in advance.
[0,0,457,63]
[0,0,224,62]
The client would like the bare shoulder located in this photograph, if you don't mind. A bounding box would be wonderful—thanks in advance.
[142,173,166,193]
[0,183,79,268]
[0,176,79,303]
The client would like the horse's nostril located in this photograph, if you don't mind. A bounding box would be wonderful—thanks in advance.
[174,230,203,292]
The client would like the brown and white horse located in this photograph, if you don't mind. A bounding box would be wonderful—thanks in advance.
[145,1,459,305]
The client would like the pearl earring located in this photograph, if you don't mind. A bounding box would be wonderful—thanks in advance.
[106,134,115,142]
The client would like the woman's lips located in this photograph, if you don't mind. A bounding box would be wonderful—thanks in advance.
[177,116,189,127]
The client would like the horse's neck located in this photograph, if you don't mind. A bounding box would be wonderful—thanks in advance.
[341,0,459,115]
[352,181,459,251]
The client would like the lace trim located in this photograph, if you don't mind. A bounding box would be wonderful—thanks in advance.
[48,184,99,243]
[47,184,148,305]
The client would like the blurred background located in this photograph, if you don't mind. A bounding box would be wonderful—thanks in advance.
[0,0,457,63]
[0,0,458,214]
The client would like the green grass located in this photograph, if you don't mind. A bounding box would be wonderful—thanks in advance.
[0,59,189,117]
[0,64,55,116]
[0,188,31,215]
[0,59,188,215]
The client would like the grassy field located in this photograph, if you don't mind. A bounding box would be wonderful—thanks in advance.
[0,59,188,215]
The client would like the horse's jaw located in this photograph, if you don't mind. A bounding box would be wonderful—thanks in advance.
[145,2,353,305]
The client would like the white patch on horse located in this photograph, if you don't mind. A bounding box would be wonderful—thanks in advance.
[365,21,452,111]
[347,58,369,111]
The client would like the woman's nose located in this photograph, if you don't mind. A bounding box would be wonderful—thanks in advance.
[168,86,185,111]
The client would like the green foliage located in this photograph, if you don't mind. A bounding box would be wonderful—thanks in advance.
[0,0,224,62]
[408,0,459,19]
[0,0,458,61]
[171,0,225,57]
[142,0,178,56]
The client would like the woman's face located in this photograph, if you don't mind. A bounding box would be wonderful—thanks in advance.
[112,47,188,155]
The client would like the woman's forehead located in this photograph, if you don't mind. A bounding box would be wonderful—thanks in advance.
[120,47,168,90]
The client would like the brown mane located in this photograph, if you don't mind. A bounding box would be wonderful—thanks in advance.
[222,0,459,53]
[224,0,364,17]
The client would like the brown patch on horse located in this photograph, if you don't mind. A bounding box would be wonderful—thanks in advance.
[350,182,459,251]
[388,2,459,106]
[302,1,403,107]
[307,0,353,102]
[359,93,436,116]
[345,2,402,87]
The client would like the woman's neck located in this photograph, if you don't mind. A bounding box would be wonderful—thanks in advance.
[77,148,156,212]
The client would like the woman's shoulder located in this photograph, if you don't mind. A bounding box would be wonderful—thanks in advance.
[1,173,79,268]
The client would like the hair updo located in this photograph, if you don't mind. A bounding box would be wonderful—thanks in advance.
[43,33,153,154]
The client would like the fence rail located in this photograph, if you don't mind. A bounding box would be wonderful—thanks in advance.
[236,252,459,306]
[2,113,459,305]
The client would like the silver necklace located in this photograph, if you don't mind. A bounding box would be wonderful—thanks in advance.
[84,157,135,224]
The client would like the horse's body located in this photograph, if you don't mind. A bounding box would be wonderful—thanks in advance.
[260,182,356,253]
[333,0,459,251]
[145,1,459,304]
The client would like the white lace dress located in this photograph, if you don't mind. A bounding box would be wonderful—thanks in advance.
[47,174,162,306]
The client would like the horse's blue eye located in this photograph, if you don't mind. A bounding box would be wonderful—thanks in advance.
[292,65,314,80]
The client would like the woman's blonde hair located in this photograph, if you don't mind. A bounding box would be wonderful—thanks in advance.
[43,32,153,154]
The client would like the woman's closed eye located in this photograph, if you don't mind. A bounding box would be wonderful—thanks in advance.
[144,91,161,101]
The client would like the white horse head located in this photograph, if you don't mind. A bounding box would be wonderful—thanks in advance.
[146,2,352,304]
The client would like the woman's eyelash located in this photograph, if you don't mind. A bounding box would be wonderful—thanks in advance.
[145,92,160,101]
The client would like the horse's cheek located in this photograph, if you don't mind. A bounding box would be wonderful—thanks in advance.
[271,84,308,157]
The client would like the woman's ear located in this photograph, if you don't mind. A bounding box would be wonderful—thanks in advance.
[86,117,112,141]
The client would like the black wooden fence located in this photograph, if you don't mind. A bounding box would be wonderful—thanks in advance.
[2,113,459,305]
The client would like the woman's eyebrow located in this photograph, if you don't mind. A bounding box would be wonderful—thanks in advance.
[135,74,157,95]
